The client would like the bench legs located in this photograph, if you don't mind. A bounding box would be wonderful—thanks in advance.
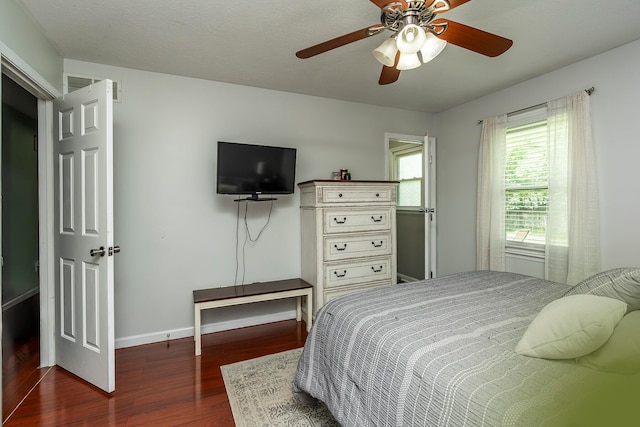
[296,292,313,332]
[194,302,202,356]
[304,291,312,332]
[194,289,313,356]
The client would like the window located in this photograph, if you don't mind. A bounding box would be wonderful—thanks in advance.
[505,116,548,246]
[478,92,598,281]
[390,144,423,209]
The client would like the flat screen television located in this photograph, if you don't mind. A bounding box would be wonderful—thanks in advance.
[216,141,297,200]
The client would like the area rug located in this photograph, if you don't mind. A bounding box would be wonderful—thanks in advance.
[221,348,339,426]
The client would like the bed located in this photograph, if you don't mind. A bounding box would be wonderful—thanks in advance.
[293,270,640,426]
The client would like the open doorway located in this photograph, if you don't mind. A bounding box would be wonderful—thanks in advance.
[1,72,41,420]
[1,59,117,407]
[385,133,436,282]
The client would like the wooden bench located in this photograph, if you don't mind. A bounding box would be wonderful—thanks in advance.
[193,278,313,356]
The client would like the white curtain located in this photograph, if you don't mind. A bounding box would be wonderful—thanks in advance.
[546,91,600,284]
[476,91,600,283]
[476,114,507,271]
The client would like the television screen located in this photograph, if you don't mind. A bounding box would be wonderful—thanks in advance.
[216,141,297,198]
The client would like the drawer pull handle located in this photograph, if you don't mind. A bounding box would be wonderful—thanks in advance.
[371,266,383,273]
[334,270,347,278]
[333,217,347,224]
[372,241,383,248]
[376,193,380,197]
[371,215,383,223]
[334,244,347,251]
[338,193,343,198]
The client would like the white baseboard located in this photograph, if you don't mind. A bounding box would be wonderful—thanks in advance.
[115,309,297,349]
[398,273,419,283]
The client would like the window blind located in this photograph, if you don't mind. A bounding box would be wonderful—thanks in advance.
[505,121,548,243]
[394,150,423,208]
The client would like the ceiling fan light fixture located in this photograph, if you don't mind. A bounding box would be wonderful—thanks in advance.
[419,32,447,63]
[295,0,514,85]
[396,52,421,70]
[373,37,398,67]
[396,24,427,54]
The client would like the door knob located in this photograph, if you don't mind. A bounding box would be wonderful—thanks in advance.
[108,246,121,256]
[90,246,106,257]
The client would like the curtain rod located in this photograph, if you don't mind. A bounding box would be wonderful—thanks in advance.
[477,86,595,125]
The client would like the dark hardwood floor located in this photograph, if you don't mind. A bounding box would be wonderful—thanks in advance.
[3,293,42,421]
[3,319,309,426]
[2,334,44,421]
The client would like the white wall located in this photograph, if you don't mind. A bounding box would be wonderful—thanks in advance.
[65,59,434,347]
[0,0,63,93]
[435,39,640,276]
[63,38,640,346]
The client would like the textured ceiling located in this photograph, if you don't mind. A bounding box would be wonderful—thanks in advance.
[17,0,640,113]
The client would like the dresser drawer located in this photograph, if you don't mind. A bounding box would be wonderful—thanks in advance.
[324,257,392,288]
[324,208,392,234]
[324,232,391,261]
[321,185,394,204]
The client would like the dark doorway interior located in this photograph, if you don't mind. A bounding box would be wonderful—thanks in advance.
[2,72,41,420]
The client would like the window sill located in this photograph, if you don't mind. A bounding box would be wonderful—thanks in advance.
[505,243,545,260]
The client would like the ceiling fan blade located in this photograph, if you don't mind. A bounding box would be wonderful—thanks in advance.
[379,66,401,85]
[379,52,401,85]
[433,19,512,57]
[296,26,379,59]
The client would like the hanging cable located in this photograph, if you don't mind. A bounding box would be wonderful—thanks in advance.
[234,199,241,285]
[244,200,274,242]
[234,199,275,285]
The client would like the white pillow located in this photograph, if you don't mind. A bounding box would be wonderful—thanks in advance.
[515,295,627,359]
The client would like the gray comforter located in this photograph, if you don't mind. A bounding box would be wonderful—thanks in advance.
[293,271,616,426]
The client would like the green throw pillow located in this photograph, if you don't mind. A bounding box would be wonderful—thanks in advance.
[578,310,640,374]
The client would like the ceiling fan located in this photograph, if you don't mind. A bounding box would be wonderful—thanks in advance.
[296,0,513,85]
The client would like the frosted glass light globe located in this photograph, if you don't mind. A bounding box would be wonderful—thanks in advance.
[396,24,427,54]
[420,32,447,63]
[373,37,398,67]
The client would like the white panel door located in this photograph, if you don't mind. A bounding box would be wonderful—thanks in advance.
[53,80,115,393]
[423,136,437,278]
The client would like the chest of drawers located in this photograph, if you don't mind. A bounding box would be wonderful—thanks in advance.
[298,180,398,315]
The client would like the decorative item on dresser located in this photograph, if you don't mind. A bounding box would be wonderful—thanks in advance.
[298,180,398,315]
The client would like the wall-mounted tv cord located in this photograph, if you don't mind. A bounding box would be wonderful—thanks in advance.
[244,199,274,242]
[234,198,274,285]
[234,200,241,285]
